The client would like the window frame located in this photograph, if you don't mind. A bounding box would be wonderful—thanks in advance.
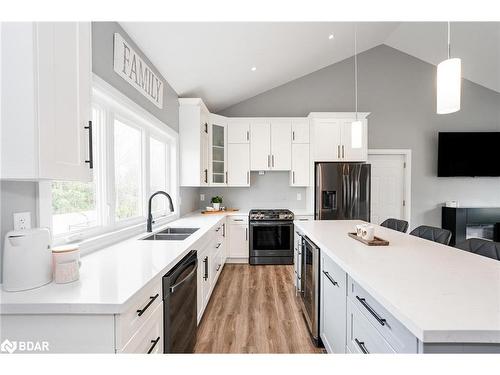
[39,75,179,253]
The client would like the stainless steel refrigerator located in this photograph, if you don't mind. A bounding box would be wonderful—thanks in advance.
[315,162,371,221]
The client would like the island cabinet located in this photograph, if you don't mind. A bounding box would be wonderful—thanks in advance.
[320,250,347,353]
[1,22,93,181]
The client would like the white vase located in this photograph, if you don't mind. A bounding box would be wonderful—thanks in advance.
[212,202,220,211]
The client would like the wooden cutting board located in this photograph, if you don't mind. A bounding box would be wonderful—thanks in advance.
[201,208,240,215]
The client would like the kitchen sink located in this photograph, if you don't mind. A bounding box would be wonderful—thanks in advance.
[141,227,199,241]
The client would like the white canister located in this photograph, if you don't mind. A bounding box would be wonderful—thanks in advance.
[52,245,81,284]
[355,224,365,237]
[362,225,375,241]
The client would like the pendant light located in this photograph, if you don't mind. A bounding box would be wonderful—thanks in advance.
[351,24,362,149]
[437,22,461,114]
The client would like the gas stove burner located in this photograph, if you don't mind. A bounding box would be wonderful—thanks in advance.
[249,209,294,221]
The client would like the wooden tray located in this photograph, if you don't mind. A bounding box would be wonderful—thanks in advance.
[348,232,389,246]
[201,208,240,215]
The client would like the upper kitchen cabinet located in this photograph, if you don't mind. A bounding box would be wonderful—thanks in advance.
[1,22,93,181]
[292,119,310,143]
[309,113,369,162]
[250,119,291,171]
[179,98,210,186]
[209,113,228,185]
[227,118,250,143]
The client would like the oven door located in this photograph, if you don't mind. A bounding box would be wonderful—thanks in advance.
[249,221,294,257]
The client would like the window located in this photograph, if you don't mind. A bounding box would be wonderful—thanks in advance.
[45,80,178,244]
[114,119,143,221]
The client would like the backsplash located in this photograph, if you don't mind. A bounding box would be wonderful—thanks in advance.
[198,171,309,211]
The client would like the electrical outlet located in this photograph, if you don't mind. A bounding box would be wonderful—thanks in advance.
[200,194,205,201]
[13,212,31,231]
[296,193,302,201]
[259,171,265,175]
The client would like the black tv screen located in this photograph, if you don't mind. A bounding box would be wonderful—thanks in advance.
[438,132,500,177]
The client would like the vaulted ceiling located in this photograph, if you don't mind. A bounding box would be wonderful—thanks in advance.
[120,22,500,112]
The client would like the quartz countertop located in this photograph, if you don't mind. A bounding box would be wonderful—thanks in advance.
[0,212,225,315]
[294,220,500,344]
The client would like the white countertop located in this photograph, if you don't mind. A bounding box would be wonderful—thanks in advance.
[295,220,500,344]
[0,213,225,315]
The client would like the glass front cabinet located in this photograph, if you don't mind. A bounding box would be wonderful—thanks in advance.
[209,114,228,186]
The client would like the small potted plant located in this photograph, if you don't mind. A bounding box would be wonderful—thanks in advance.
[211,196,223,211]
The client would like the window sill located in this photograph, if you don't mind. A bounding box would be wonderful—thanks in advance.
[54,214,179,257]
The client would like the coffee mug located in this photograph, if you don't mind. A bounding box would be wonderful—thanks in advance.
[362,225,375,241]
[355,224,365,237]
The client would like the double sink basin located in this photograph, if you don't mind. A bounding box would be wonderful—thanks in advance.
[142,227,199,241]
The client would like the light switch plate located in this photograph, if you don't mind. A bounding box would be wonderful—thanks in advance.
[13,212,31,230]
[296,193,302,201]
[200,194,205,201]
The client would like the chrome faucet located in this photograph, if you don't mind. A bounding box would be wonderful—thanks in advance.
[147,191,174,232]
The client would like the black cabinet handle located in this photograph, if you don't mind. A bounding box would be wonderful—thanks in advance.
[147,336,161,354]
[216,264,221,272]
[204,169,208,183]
[204,123,208,133]
[203,256,209,280]
[356,296,387,326]
[222,223,225,237]
[84,121,93,169]
[323,271,339,287]
[137,294,159,316]
[355,338,369,354]
[216,242,221,249]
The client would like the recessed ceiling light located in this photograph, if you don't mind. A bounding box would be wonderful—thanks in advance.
[251,66,257,72]
[328,34,334,40]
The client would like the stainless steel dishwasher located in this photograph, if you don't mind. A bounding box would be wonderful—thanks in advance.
[163,250,198,353]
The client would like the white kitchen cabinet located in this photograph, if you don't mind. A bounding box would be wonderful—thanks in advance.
[292,119,310,143]
[250,121,271,170]
[320,250,347,353]
[227,143,250,186]
[290,143,310,186]
[227,118,250,143]
[1,22,93,181]
[310,113,369,162]
[209,113,228,185]
[270,120,292,170]
[227,216,249,262]
[179,98,210,186]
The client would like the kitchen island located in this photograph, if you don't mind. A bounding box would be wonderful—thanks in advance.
[294,220,500,353]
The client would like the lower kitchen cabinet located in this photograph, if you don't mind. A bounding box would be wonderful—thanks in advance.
[320,251,347,353]
[120,304,163,354]
[227,216,249,262]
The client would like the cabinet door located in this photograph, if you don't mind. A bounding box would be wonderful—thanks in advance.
[312,119,342,161]
[37,22,92,181]
[229,224,249,258]
[210,118,227,185]
[341,120,367,161]
[250,122,271,170]
[292,119,310,143]
[202,253,211,307]
[270,120,292,170]
[197,248,208,321]
[200,114,209,186]
[227,143,250,186]
[290,143,310,186]
[321,253,347,353]
[227,119,250,143]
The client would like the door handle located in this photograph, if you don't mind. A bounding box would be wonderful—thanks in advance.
[355,338,369,354]
[272,154,275,167]
[84,121,93,169]
[292,131,295,141]
[323,271,339,287]
[203,256,209,280]
[225,171,228,184]
[246,130,249,141]
[169,261,198,293]
[356,296,387,326]
[342,145,345,158]
[247,171,250,184]
[137,294,159,316]
[204,169,208,183]
[147,337,161,354]
[337,145,340,159]
[245,227,248,241]
[216,242,221,249]
[293,171,296,184]
[267,155,270,168]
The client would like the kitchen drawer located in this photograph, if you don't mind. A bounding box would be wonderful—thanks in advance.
[227,215,248,224]
[322,251,347,290]
[115,279,163,349]
[120,303,163,354]
[348,277,417,353]
[347,299,395,354]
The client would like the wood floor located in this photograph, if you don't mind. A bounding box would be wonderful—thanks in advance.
[194,264,324,354]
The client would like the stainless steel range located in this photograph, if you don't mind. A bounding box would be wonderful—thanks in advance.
[249,209,294,265]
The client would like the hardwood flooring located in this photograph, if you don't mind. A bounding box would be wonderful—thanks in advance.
[194,264,324,354]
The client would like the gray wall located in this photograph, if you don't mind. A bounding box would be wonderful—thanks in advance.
[92,22,179,131]
[221,45,500,228]
[199,172,307,211]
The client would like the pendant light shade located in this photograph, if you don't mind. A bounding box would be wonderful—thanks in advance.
[437,22,461,114]
[437,57,462,114]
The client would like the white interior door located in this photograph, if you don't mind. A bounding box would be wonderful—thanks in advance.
[368,153,406,225]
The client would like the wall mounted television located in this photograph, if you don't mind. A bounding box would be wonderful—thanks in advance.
[438,132,500,177]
